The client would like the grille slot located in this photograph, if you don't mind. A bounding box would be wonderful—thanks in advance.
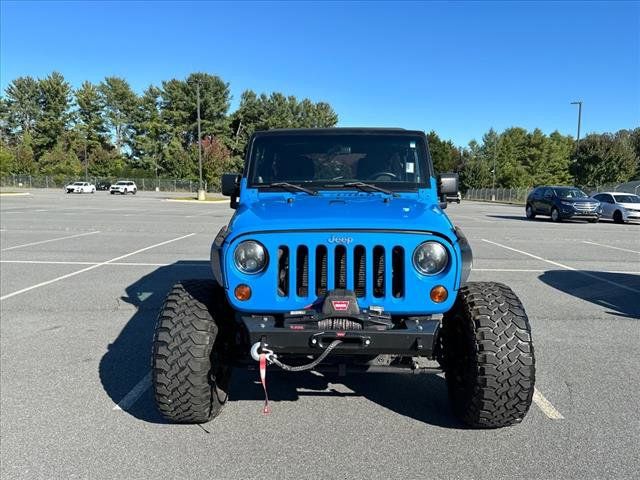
[373,246,385,298]
[296,246,309,297]
[354,245,366,297]
[392,246,405,298]
[335,245,347,289]
[315,246,328,296]
[277,246,289,297]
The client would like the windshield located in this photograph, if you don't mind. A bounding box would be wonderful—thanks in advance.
[116,182,127,185]
[73,182,84,185]
[613,194,640,203]
[554,187,588,199]
[248,133,430,190]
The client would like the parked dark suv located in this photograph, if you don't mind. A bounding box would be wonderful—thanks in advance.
[525,186,601,222]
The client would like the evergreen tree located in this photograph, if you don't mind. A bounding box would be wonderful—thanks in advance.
[33,72,72,157]
[99,77,138,153]
[4,76,40,138]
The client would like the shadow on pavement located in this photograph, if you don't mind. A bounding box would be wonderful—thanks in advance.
[99,261,462,428]
[539,270,640,319]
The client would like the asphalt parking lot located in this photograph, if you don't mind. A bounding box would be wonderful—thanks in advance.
[1,191,638,480]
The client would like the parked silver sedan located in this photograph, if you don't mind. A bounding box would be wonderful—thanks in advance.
[592,192,640,223]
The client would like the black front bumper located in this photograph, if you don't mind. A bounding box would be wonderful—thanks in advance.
[241,314,440,357]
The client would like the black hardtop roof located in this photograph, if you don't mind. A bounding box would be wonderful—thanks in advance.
[252,127,425,136]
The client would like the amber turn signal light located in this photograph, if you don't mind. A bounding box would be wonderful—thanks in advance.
[234,284,252,301]
[430,285,448,303]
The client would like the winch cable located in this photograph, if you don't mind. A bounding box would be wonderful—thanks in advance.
[257,339,343,414]
[265,339,344,372]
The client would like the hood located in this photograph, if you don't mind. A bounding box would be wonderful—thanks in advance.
[618,202,640,210]
[228,192,455,241]
[572,196,599,203]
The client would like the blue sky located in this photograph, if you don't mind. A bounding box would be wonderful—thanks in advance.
[1,1,638,146]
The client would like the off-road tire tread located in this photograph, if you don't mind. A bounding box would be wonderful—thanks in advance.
[152,280,230,423]
[441,282,535,428]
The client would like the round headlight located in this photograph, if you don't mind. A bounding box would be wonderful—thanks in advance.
[413,241,448,275]
[234,240,267,274]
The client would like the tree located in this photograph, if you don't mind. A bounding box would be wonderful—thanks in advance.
[75,81,108,151]
[460,140,492,189]
[572,132,637,186]
[88,146,126,177]
[99,77,138,153]
[38,143,82,177]
[427,131,459,174]
[33,72,72,157]
[131,86,169,171]
[4,76,40,138]
[160,73,231,150]
[0,144,15,176]
[14,132,36,174]
[229,89,338,155]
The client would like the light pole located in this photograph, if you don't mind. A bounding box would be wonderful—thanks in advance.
[84,135,88,182]
[491,135,499,201]
[570,101,582,149]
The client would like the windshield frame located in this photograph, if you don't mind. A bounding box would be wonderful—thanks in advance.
[245,130,434,192]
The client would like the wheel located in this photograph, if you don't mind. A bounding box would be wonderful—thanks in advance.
[456,199,461,204]
[440,282,535,428]
[110,191,115,195]
[613,210,624,224]
[550,207,561,222]
[132,188,137,195]
[152,280,232,423]
[121,190,126,195]
[525,204,536,219]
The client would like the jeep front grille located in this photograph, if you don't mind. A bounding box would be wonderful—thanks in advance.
[277,244,405,299]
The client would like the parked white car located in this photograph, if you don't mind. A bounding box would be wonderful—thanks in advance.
[109,181,137,195]
[65,181,95,194]
[592,192,640,223]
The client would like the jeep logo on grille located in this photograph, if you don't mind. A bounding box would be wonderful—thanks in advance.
[327,235,353,245]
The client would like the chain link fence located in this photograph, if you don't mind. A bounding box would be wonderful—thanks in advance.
[0,174,220,193]
[464,182,640,204]
[464,188,533,204]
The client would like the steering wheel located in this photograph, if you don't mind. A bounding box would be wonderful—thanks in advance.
[367,171,398,181]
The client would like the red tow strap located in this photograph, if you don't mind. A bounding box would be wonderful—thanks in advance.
[259,352,271,415]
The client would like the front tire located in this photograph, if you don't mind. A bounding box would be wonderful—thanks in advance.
[152,280,232,423]
[525,204,536,219]
[550,207,561,222]
[613,210,624,224]
[441,282,535,428]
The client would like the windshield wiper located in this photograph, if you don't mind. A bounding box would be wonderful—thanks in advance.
[264,182,318,196]
[343,182,399,197]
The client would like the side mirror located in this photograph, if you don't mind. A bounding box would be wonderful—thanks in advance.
[221,173,241,208]
[438,173,459,195]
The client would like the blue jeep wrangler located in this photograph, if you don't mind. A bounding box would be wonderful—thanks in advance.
[152,128,535,428]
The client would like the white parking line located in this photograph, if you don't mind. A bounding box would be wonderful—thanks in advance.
[112,372,152,411]
[1,230,101,251]
[482,239,640,294]
[0,260,206,267]
[0,233,196,301]
[533,388,564,419]
[582,240,640,255]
